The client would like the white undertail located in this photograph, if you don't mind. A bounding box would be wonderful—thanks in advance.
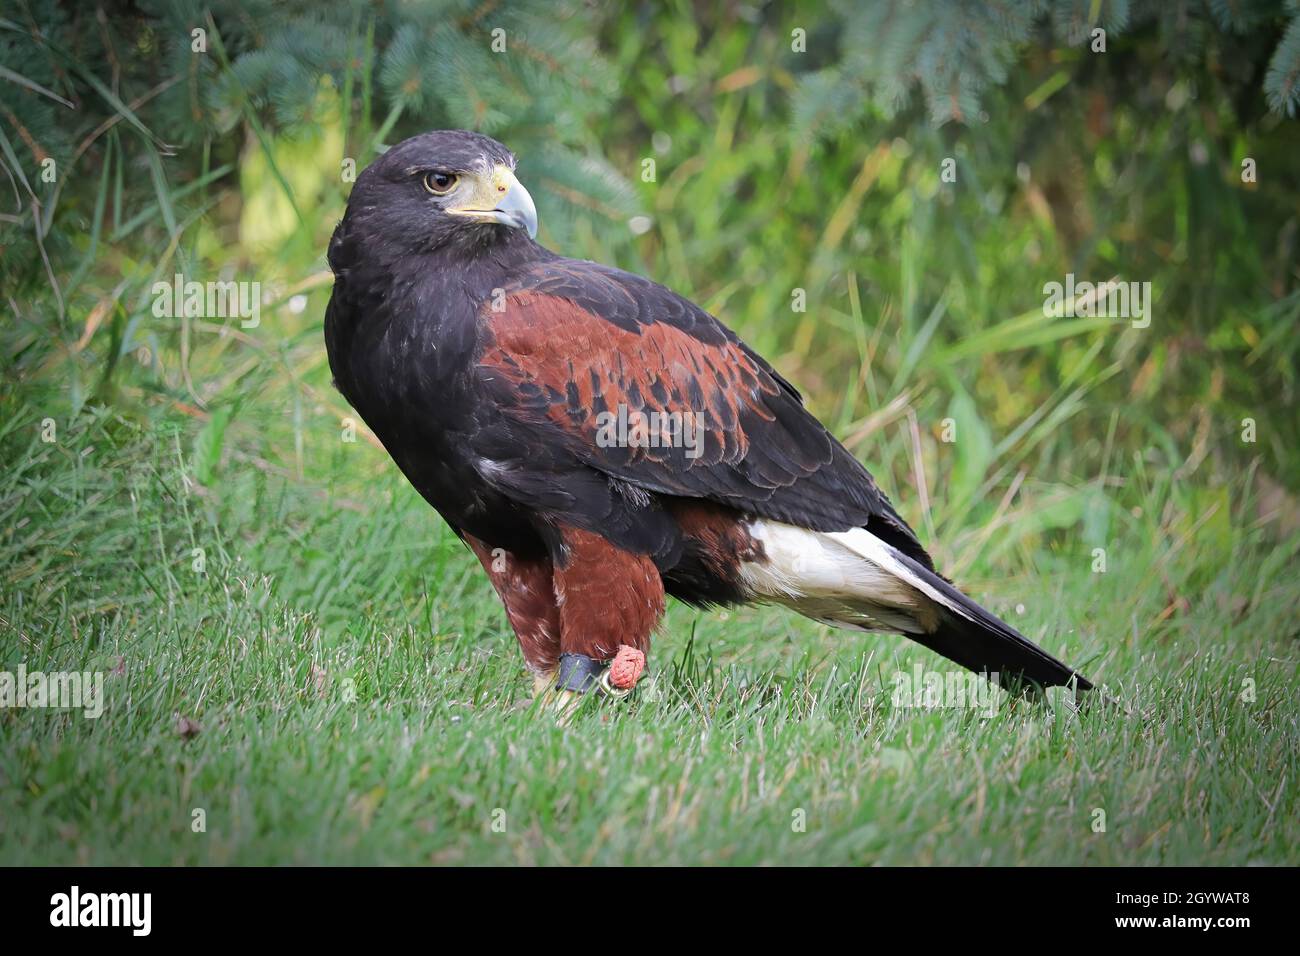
[736,520,960,634]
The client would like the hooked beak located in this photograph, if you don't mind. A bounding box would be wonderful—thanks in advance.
[449,166,538,239]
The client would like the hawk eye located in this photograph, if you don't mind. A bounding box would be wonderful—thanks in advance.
[423,171,459,195]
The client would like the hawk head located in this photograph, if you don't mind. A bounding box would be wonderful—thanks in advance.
[346,130,538,254]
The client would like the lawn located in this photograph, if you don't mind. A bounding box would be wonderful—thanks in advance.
[1,392,1296,865]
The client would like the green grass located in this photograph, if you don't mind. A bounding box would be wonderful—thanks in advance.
[2,393,1297,866]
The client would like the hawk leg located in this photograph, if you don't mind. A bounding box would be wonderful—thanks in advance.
[464,535,561,688]
[551,526,663,694]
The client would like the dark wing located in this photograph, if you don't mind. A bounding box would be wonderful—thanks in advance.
[471,258,931,566]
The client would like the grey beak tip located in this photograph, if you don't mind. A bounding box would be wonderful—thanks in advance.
[496,177,538,240]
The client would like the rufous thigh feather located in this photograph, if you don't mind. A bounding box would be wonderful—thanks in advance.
[465,535,561,675]
[552,526,665,662]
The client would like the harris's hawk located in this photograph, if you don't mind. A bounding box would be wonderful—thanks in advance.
[324,130,1093,705]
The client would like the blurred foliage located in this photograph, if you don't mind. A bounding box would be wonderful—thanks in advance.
[1,0,1297,572]
[790,0,1300,130]
[0,0,639,297]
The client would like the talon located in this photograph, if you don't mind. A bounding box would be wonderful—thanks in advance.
[548,688,584,724]
[529,673,584,724]
[531,670,557,699]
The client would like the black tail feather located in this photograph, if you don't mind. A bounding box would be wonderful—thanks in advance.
[897,552,1093,692]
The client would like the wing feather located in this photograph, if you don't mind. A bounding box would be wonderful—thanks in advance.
[472,259,932,566]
